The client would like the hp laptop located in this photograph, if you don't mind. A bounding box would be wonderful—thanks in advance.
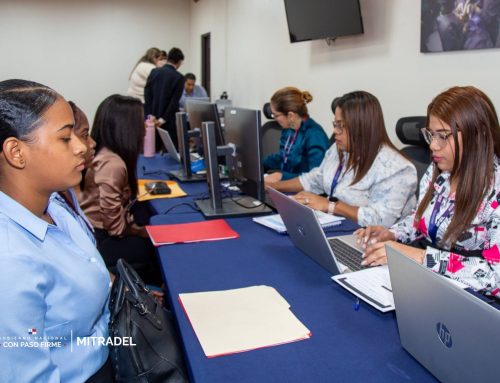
[157,127,201,163]
[267,187,365,275]
[387,246,500,383]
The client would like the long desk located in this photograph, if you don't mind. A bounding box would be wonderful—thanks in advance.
[140,155,437,383]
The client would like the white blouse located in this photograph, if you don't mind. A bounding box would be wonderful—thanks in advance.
[299,144,417,227]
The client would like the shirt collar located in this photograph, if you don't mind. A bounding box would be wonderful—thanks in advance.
[0,191,49,241]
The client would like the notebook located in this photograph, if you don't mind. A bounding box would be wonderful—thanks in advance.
[387,245,500,383]
[145,219,239,246]
[253,211,344,234]
[156,126,201,163]
[267,187,365,275]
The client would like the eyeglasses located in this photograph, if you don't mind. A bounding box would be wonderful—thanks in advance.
[420,128,454,148]
[332,121,345,133]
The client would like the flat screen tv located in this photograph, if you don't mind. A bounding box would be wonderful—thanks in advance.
[284,0,363,43]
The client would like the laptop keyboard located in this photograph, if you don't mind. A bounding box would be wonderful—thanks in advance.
[327,238,366,272]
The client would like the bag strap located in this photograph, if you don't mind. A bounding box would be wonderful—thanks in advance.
[117,259,156,315]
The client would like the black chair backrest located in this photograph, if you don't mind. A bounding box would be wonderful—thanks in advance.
[261,103,281,158]
[263,102,273,120]
[395,116,431,195]
[396,116,428,147]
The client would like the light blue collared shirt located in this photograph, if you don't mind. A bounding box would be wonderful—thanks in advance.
[0,191,111,383]
[179,84,208,109]
[50,190,96,245]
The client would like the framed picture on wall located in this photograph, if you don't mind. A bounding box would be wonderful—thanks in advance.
[421,0,500,52]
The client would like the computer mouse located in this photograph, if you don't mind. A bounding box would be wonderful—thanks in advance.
[145,181,171,195]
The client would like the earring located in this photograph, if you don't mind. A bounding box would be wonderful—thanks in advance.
[289,120,296,130]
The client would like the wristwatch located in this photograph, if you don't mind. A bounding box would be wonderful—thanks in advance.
[328,196,338,215]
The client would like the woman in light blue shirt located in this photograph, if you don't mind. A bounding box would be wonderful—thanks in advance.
[268,91,417,227]
[0,80,112,382]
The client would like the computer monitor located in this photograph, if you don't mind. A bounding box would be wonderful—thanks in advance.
[224,107,265,201]
[167,112,206,183]
[195,108,271,218]
[185,100,225,147]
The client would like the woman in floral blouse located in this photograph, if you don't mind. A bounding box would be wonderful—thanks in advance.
[359,86,500,297]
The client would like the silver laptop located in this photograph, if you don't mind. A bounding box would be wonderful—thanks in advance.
[387,246,500,383]
[267,187,365,275]
[157,127,201,163]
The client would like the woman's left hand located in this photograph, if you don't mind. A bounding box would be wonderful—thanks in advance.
[293,191,329,212]
[362,241,426,266]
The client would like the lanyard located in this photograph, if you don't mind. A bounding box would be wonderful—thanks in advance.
[328,158,345,199]
[282,127,300,170]
[428,193,454,245]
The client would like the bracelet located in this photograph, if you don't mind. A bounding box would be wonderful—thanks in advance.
[328,201,336,215]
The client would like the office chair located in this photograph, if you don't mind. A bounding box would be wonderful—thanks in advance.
[395,116,431,194]
[261,102,282,158]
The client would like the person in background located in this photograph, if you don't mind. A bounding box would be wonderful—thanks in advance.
[78,94,162,286]
[178,72,208,109]
[263,87,329,181]
[156,50,168,67]
[267,90,417,227]
[144,47,185,149]
[51,101,97,244]
[357,86,500,298]
[127,47,163,103]
[0,79,112,382]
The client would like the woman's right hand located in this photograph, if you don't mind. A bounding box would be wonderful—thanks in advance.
[354,225,395,250]
[264,172,283,184]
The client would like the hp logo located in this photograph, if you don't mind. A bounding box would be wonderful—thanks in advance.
[436,322,452,348]
[297,224,306,237]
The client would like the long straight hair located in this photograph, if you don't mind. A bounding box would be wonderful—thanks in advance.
[90,95,144,196]
[335,91,398,185]
[415,86,500,245]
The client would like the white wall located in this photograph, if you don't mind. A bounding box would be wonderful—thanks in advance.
[190,0,500,145]
[0,0,191,121]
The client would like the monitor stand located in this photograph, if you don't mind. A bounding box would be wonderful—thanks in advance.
[195,121,272,218]
[195,196,272,219]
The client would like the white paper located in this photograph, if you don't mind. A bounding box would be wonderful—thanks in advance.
[332,266,395,312]
[179,285,311,357]
[253,211,344,233]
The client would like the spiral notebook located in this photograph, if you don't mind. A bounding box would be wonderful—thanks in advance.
[253,211,344,234]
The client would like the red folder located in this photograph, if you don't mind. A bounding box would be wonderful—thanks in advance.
[145,219,239,246]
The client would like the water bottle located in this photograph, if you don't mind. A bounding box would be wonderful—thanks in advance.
[143,115,156,157]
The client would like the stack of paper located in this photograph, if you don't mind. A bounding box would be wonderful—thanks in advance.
[332,266,395,312]
[253,211,344,234]
[178,285,311,357]
[146,219,239,246]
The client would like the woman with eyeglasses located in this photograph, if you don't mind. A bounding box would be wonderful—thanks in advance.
[267,90,417,227]
[358,86,500,297]
[263,87,329,183]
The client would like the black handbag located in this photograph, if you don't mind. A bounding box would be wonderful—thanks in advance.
[109,258,189,383]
